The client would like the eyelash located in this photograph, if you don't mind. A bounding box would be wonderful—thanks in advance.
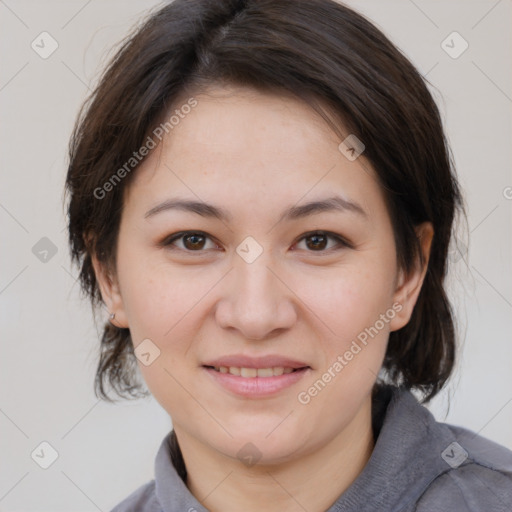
[160,230,351,254]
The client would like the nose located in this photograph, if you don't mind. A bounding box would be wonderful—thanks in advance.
[215,254,297,341]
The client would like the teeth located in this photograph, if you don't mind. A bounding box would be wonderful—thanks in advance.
[240,367,257,378]
[212,366,301,377]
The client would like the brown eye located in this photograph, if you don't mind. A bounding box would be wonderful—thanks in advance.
[295,231,350,252]
[182,233,206,250]
[305,233,328,250]
[163,231,217,252]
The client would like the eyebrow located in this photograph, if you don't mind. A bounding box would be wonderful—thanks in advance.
[144,195,368,222]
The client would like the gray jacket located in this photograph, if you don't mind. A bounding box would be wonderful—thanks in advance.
[111,386,512,511]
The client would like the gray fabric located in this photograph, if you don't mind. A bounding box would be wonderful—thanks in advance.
[111,386,512,511]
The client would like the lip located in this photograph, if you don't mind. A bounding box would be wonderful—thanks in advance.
[202,354,310,369]
[203,366,310,398]
[201,354,311,398]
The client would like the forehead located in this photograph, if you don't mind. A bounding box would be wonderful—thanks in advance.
[125,85,384,222]
[161,86,344,170]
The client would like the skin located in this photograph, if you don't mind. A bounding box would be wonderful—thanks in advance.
[93,85,433,512]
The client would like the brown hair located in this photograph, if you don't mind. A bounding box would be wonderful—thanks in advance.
[65,0,467,404]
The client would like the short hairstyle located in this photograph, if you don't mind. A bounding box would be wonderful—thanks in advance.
[65,0,467,403]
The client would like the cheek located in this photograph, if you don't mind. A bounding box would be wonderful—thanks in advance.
[295,275,392,426]
[117,246,202,341]
[290,261,395,400]
[115,250,222,385]
[115,252,206,410]
[293,261,395,343]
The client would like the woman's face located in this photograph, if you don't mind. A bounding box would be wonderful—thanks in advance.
[95,85,431,464]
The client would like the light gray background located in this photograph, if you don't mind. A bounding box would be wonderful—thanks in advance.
[1,1,511,510]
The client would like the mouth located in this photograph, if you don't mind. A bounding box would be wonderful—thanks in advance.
[201,360,311,398]
[203,365,309,378]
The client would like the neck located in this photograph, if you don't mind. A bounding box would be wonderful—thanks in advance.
[174,395,375,512]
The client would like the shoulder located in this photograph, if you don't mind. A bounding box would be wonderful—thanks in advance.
[110,479,160,512]
[415,424,512,512]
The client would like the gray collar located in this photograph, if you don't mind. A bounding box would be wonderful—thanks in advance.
[153,386,459,512]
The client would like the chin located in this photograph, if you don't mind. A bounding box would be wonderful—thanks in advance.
[210,427,308,467]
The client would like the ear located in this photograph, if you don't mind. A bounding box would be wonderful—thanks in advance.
[389,222,434,332]
[91,253,129,328]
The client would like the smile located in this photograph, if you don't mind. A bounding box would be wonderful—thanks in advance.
[202,365,311,398]
[206,365,302,377]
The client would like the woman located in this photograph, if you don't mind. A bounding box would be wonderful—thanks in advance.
[65,0,512,510]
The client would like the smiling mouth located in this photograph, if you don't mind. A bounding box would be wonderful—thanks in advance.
[203,365,309,378]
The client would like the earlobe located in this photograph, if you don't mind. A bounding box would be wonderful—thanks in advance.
[91,253,129,328]
[389,222,434,332]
